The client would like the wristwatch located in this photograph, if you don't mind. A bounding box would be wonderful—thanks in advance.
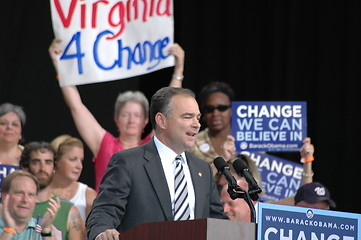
[40,231,52,237]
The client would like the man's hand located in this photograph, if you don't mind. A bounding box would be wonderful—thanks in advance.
[41,197,61,231]
[1,194,15,229]
[221,135,236,161]
[96,229,120,240]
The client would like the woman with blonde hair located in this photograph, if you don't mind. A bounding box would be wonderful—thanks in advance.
[50,135,97,222]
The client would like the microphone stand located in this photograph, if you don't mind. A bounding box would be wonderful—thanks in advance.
[248,187,262,201]
[227,184,257,223]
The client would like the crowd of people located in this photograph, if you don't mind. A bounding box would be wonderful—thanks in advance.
[0,40,336,240]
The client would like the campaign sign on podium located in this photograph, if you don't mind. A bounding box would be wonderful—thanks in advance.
[257,202,360,240]
[232,102,307,152]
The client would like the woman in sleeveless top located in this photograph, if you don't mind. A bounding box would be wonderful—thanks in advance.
[49,135,97,237]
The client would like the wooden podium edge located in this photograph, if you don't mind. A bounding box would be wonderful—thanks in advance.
[119,218,256,240]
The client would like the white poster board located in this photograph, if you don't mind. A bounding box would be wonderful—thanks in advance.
[50,0,174,86]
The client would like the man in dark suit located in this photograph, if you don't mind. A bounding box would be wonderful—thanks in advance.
[86,87,228,240]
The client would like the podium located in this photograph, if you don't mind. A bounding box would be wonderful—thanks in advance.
[119,218,256,240]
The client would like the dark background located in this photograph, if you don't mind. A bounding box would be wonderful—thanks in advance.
[1,1,360,213]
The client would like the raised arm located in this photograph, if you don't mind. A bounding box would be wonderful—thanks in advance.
[168,43,185,88]
[49,39,106,156]
[299,137,314,186]
[269,137,315,206]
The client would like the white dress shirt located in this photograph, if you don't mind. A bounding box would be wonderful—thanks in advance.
[154,136,195,219]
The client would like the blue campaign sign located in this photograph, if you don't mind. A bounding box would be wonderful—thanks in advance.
[0,164,19,186]
[257,202,360,240]
[0,164,19,201]
[241,152,303,202]
[232,101,307,152]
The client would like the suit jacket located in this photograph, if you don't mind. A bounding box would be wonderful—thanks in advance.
[86,138,228,240]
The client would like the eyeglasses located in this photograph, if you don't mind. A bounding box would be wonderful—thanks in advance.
[204,105,231,113]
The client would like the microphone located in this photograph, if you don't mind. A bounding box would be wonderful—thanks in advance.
[233,157,262,201]
[213,157,238,189]
[215,157,257,223]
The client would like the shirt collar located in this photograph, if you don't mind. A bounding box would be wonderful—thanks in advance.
[153,136,186,164]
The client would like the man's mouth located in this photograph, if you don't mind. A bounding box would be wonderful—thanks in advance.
[37,173,48,178]
[186,132,197,137]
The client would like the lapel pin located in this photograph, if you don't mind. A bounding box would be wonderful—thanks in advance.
[198,172,202,177]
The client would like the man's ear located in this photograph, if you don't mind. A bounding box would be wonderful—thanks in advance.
[155,112,166,130]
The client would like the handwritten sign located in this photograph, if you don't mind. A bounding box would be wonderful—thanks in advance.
[232,101,307,152]
[50,0,175,86]
[258,202,360,240]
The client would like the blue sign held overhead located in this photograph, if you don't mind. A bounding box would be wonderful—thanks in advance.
[232,101,307,152]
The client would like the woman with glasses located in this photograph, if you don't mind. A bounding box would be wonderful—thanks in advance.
[189,81,236,176]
